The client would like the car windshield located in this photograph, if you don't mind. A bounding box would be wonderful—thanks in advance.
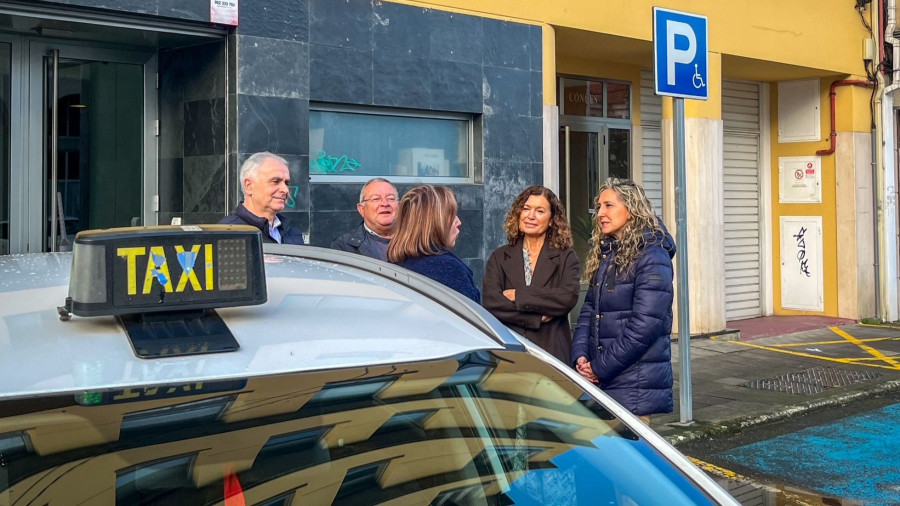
[0,350,713,505]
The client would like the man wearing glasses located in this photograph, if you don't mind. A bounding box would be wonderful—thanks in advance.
[331,178,398,261]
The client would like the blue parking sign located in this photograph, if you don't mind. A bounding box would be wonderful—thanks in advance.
[653,7,708,100]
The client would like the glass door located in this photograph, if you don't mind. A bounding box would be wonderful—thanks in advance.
[559,125,631,262]
[24,42,157,252]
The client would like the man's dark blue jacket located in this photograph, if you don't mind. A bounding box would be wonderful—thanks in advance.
[219,204,305,245]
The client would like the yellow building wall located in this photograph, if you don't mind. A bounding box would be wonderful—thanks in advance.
[769,77,872,315]
[389,0,867,76]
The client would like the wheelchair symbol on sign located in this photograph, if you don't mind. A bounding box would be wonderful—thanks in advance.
[692,64,705,89]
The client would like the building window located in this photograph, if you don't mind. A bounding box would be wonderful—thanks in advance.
[559,78,631,119]
[309,106,473,182]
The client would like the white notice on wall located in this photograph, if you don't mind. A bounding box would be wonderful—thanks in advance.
[211,0,238,25]
[779,156,821,203]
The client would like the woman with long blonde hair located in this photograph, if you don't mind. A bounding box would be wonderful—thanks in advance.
[387,185,480,302]
[482,186,580,362]
[570,178,676,422]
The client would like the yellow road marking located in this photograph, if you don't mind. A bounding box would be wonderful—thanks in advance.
[770,336,900,348]
[688,457,748,481]
[830,326,900,368]
[732,341,900,370]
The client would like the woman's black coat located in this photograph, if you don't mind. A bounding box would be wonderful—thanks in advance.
[482,238,581,362]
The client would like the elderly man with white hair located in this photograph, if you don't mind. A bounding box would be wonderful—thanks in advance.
[219,152,305,245]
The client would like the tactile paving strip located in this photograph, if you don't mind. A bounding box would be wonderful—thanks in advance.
[743,366,881,395]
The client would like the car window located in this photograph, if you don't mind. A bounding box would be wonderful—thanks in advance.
[0,350,713,505]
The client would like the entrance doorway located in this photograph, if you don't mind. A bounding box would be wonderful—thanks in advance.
[0,38,158,253]
[29,43,155,252]
[559,125,630,262]
[557,77,632,262]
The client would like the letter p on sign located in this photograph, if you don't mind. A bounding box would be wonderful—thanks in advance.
[654,8,708,100]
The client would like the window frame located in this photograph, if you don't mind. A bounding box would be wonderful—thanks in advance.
[558,76,633,123]
[308,103,476,184]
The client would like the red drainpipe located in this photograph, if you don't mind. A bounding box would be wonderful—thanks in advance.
[815,79,875,156]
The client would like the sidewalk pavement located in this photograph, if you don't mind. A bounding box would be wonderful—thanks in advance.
[651,322,900,445]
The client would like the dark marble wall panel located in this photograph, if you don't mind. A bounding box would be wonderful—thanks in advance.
[237,96,308,155]
[483,114,542,163]
[452,185,484,212]
[184,98,227,157]
[64,0,157,15]
[183,155,225,213]
[530,70,544,118]
[309,0,372,50]
[429,10,483,65]
[281,154,311,215]
[158,158,184,213]
[310,183,362,212]
[373,54,430,109]
[44,0,208,23]
[483,66,532,117]
[464,258,485,289]
[309,210,358,247]
[237,0,308,41]
[158,0,207,22]
[483,19,533,70]
[159,39,227,223]
[429,61,482,113]
[529,25,543,71]
[183,41,226,102]
[238,36,308,99]
[455,209,482,260]
[310,45,373,104]
[373,2,430,58]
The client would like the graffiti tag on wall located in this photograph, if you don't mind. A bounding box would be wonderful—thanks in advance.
[286,185,300,209]
[793,227,811,277]
[312,151,362,173]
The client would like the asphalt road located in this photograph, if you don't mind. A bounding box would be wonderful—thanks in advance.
[681,390,900,505]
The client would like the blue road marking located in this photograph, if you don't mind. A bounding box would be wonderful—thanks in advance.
[716,403,900,505]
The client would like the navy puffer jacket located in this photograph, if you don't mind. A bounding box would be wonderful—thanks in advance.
[570,225,676,416]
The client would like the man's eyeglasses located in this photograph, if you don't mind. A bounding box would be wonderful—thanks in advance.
[361,195,398,204]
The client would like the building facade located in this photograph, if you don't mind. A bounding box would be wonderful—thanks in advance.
[1,0,897,332]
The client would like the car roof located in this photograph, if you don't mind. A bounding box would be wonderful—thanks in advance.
[0,245,517,401]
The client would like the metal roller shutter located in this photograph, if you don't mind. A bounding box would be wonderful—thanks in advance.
[640,69,663,216]
[723,80,762,320]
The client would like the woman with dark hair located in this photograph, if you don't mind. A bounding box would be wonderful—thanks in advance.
[387,185,480,303]
[571,178,675,423]
[482,186,580,362]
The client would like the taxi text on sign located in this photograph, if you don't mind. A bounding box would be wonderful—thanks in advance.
[653,7,709,101]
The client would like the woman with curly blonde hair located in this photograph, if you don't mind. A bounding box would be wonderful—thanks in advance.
[570,178,676,423]
[482,186,580,362]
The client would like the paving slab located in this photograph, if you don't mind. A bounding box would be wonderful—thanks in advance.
[653,323,900,445]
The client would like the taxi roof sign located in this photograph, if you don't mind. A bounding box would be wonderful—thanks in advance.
[64,225,267,317]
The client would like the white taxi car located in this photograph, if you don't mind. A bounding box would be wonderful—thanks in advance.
[0,225,737,505]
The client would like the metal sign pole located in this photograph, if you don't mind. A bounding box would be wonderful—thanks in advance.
[674,97,692,423]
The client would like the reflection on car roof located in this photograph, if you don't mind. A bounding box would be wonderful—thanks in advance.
[0,250,503,400]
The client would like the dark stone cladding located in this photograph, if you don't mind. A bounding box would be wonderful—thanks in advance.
[38,0,543,284]
[304,0,542,282]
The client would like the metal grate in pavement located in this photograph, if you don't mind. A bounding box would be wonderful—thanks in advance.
[742,366,881,395]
